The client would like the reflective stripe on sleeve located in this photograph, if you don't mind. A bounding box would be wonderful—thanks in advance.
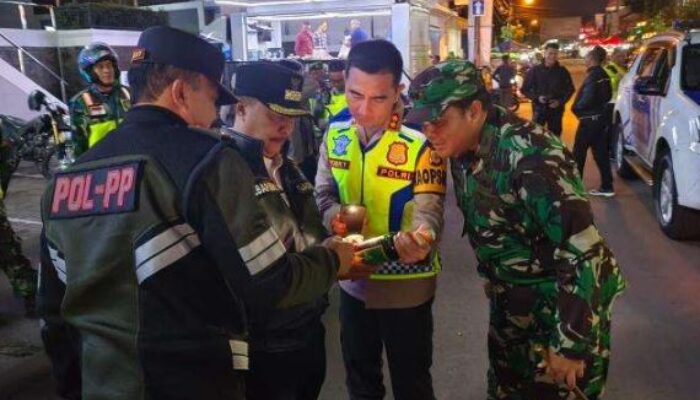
[135,224,201,284]
[237,227,286,275]
[47,245,67,284]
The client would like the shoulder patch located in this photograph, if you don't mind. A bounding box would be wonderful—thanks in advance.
[49,162,142,219]
[414,146,447,195]
[332,134,352,156]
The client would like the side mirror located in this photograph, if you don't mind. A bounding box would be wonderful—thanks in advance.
[27,90,47,111]
[634,77,663,96]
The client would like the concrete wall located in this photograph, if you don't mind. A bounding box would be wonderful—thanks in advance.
[0,29,139,118]
[0,3,52,30]
[0,57,63,120]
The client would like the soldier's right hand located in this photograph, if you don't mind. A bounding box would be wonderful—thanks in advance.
[543,348,586,390]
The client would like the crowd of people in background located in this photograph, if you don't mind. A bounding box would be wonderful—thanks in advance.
[295,19,369,60]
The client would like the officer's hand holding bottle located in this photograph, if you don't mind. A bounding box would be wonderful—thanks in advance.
[325,237,378,280]
[393,225,434,264]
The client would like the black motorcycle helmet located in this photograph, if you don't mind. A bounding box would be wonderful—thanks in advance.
[27,90,47,111]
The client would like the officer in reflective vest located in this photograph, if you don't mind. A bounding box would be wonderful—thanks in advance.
[604,48,627,101]
[69,42,131,157]
[604,48,628,157]
[322,59,348,122]
[315,40,446,400]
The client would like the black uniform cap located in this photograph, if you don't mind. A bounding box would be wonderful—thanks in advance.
[131,26,235,105]
[232,62,309,117]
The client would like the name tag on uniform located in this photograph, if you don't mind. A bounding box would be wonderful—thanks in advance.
[49,162,141,219]
[377,166,414,181]
[329,158,350,169]
[254,181,282,197]
[88,105,107,117]
[295,181,314,194]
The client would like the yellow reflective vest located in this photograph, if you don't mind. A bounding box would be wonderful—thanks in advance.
[604,62,627,101]
[324,92,348,121]
[326,120,446,280]
[82,87,131,148]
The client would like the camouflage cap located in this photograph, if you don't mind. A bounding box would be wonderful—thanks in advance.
[405,60,485,125]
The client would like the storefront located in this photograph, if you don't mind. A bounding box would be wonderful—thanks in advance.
[217,0,467,77]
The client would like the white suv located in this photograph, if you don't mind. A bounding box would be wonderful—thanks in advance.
[614,28,700,240]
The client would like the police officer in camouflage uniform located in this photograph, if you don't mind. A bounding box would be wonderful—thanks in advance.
[0,185,37,316]
[69,42,131,157]
[405,60,626,400]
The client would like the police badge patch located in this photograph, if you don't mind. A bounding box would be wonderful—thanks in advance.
[429,149,444,166]
[387,142,408,166]
[332,135,351,156]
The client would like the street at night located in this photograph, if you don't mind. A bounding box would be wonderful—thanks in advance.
[2,61,699,399]
[3,0,700,398]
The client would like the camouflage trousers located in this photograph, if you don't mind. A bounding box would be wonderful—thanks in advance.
[486,280,614,400]
[0,196,37,298]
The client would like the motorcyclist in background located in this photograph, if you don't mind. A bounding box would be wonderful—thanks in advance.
[69,42,131,157]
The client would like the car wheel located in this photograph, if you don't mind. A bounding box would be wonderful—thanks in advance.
[614,121,636,180]
[653,151,700,240]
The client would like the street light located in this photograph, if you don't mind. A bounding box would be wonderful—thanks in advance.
[531,19,538,26]
[524,0,535,5]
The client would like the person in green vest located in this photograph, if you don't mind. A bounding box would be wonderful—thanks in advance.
[604,48,628,101]
[69,42,131,157]
[604,48,628,158]
[315,39,446,400]
[322,59,348,122]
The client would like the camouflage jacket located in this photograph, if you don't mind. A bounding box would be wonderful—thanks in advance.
[452,106,626,357]
[69,85,131,156]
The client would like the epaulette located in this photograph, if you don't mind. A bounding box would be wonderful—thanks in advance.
[69,87,90,104]
[328,118,353,132]
[328,108,352,124]
[399,125,426,142]
[188,125,228,141]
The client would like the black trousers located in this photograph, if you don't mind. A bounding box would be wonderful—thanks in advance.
[533,106,564,137]
[339,289,435,400]
[246,322,326,400]
[573,117,613,191]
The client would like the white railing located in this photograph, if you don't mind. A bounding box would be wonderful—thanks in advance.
[0,0,67,103]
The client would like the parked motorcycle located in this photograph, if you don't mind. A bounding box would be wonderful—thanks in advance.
[0,90,74,181]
